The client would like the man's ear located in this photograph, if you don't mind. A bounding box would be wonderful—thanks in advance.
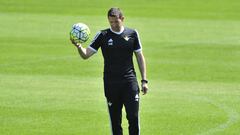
[120,16,125,21]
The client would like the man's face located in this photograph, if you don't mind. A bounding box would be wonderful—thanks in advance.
[108,16,124,32]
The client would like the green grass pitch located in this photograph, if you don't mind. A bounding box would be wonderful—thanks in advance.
[0,0,240,134]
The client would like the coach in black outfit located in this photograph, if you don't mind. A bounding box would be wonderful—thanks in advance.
[70,7,148,135]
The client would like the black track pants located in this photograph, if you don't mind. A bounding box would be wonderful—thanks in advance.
[104,80,140,135]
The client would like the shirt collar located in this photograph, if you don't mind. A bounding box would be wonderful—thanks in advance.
[110,26,124,35]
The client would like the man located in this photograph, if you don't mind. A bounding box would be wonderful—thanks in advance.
[70,7,148,135]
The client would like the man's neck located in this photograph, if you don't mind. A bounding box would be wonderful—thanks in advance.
[110,26,124,35]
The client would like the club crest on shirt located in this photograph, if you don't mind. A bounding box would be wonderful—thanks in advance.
[108,38,113,45]
[123,36,129,41]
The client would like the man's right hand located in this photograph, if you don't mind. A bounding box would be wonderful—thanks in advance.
[70,38,81,48]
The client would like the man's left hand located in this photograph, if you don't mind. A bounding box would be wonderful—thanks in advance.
[141,82,148,95]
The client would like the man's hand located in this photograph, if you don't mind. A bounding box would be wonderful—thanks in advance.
[70,38,81,48]
[70,38,96,59]
[141,82,148,95]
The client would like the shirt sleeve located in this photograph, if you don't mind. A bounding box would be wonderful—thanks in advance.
[88,31,102,53]
[133,30,142,52]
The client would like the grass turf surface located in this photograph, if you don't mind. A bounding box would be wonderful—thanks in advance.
[0,0,240,135]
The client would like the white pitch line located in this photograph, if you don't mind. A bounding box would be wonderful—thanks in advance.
[194,96,239,135]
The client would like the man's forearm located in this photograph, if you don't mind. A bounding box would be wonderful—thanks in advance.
[139,56,147,80]
[136,53,147,80]
[76,45,88,59]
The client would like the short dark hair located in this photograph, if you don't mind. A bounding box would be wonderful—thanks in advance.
[107,7,123,18]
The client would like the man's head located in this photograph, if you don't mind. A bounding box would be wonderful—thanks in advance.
[107,7,124,32]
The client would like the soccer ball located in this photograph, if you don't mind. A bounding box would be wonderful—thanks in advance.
[70,23,90,44]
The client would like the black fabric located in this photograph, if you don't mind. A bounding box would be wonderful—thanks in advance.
[90,27,142,135]
[104,81,140,135]
[90,27,141,82]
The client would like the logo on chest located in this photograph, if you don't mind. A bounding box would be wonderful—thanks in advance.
[108,39,113,46]
[123,36,130,41]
